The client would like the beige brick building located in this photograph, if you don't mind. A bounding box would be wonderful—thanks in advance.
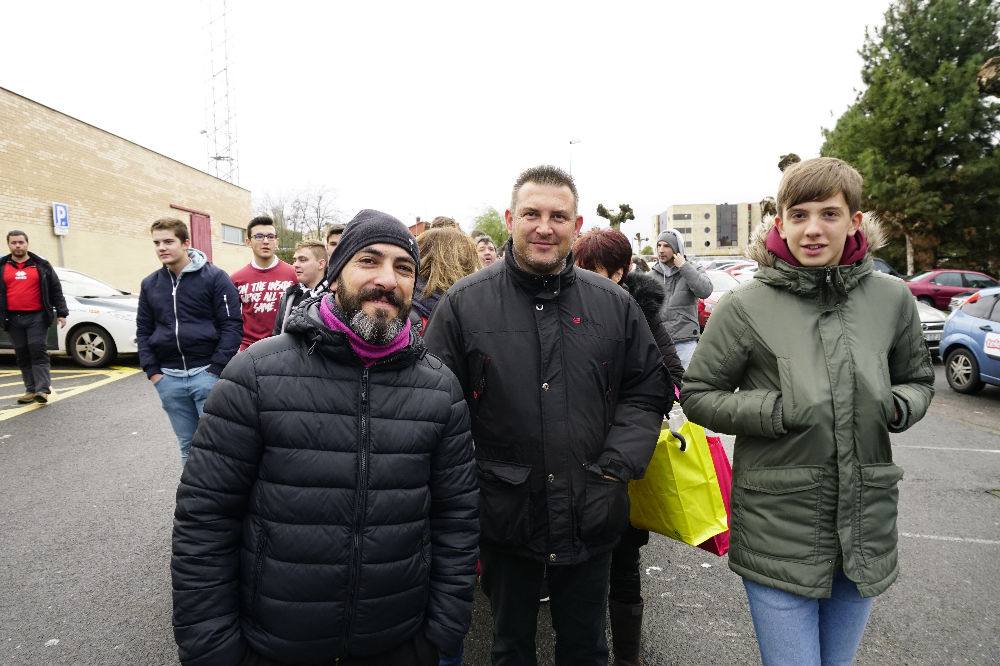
[0,87,251,293]
[651,202,763,257]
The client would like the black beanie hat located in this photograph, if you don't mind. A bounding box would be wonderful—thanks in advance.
[326,209,420,282]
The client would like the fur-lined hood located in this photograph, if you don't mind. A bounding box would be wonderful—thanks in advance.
[746,213,888,268]
[620,270,666,328]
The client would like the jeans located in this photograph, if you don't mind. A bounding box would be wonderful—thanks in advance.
[674,340,698,370]
[7,311,51,394]
[154,371,218,465]
[743,570,875,666]
[480,545,612,666]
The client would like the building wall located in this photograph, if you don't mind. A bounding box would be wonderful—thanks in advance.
[654,202,763,257]
[0,87,251,293]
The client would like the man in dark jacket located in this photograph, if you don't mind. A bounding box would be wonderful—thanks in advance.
[0,231,69,404]
[271,240,329,335]
[171,209,479,666]
[424,166,667,665]
[137,218,241,465]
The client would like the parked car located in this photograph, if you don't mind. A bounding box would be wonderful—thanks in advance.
[872,257,902,278]
[914,299,946,358]
[905,269,998,309]
[0,268,138,367]
[940,286,1000,394]
[699,269,741,330]
[948,291,976,311]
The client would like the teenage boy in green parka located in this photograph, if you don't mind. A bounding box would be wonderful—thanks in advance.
[681,157,933,665]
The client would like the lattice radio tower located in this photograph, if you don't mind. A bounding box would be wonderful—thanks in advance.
[204,0,239,184]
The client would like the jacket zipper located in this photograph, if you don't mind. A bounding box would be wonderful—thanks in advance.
[343,366,371,651]
[170,271,188,371]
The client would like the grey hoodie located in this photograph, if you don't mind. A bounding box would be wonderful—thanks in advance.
[650,229,714,342]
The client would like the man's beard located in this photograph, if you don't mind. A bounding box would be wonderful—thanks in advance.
[337,283,410,345]
[512,237,567,275]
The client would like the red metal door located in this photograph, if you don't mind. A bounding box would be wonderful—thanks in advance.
[190,213,213,262]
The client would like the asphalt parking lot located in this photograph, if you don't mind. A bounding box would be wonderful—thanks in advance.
[0,357,997,665]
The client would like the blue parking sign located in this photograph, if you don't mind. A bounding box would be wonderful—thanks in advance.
[52,202,69,236]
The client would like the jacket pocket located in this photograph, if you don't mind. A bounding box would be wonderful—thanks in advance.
[734,466,823,562]
[579,468,630,545]
[859,463,904,563]
[249,524,269,613]
[877,351,895,425]
[477,459,532,546]
[776,357,798,430]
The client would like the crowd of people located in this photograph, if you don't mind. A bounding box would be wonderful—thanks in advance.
[1,157,935,665]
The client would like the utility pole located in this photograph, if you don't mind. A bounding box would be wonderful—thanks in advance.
[204,0,239,184]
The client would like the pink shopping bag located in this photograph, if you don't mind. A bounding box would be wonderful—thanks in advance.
[697,434,732,556]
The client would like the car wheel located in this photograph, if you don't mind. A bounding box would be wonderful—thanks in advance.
[945,348,984,394]
[917,296,935,308]
[68,324,118,368]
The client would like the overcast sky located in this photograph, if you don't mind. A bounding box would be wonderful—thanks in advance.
[3,0,892,248]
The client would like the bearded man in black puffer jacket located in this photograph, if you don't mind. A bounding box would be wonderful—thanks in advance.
[171,210,478,666]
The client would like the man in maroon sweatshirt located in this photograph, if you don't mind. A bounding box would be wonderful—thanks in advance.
[229,216,296,351]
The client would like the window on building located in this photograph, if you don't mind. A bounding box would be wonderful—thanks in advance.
[672,213,692,220]
[675,227,692,234]
[715,204,739,247]
[222,224,245,244]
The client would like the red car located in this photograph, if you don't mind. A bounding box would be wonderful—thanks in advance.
[905,270,998,310]
[699,269,741,330]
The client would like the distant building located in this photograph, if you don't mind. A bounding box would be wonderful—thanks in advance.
[651,202,763,257]
[0,86,251,292]
[409,217,428,236]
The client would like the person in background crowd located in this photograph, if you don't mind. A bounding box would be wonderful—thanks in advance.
[136,218,241,466]
[425,165,667,665]
[631,255,650,272]
[573,227,681,665]
[412,227,481,334]
[230,216,297,351]
[171,209,478,666]
[0,231,68,404]
[650,228,713,368]
[272,240,329,335]
[682,157,934,665]
[475,235,498,268]
[326,222,345,258]
[430,216,459,229]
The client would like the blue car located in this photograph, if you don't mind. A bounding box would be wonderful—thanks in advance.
[941,286,1000,394]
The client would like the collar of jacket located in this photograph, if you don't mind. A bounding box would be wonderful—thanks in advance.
[283,296,424,369]
[754,256,874,306]
[502,238,577,301]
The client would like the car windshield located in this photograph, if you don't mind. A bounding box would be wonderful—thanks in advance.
[58,270,123,297]
[707,270,739,292]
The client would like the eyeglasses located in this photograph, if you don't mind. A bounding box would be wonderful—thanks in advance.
[251,233,278,241]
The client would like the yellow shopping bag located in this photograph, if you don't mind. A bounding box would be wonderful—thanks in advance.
[628,420,728,545]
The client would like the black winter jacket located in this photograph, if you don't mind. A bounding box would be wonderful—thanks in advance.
[171,299,479,665]
[0,252,69,328]
[621,271,685,392]
[424,247,667,565]
[136,251,242,378]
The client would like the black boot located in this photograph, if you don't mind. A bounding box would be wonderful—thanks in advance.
[609,599,647,666]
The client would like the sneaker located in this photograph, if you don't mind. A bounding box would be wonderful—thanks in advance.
[16,392,36,404]
[34,392,50,404]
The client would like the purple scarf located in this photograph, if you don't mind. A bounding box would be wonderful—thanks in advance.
[318,295,411,367]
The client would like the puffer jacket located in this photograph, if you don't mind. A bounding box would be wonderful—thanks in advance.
[171,299,479,665]
[621,270,685,391]
[424,245,667,566]
[680,219,934,598]
[137,249,242,377]
[0,251,69,328]
[649,257,713,343]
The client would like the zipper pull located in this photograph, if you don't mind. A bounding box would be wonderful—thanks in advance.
[307,334,320,355]
[825,268,832,285]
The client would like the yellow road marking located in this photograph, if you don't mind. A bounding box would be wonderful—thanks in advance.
[0,366,141,421]
[0,372,100,388]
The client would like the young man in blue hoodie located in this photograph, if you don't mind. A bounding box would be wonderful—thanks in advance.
[137,218,242,465]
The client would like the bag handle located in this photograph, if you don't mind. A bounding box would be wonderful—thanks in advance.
[670,429,687,452]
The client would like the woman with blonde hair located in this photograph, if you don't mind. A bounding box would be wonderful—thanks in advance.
[413,226,481,333]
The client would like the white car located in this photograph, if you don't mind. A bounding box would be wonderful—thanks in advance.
[0,268,138,367]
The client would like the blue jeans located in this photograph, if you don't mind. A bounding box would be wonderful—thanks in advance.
[743,570,875,666]
[154,372,218,465]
